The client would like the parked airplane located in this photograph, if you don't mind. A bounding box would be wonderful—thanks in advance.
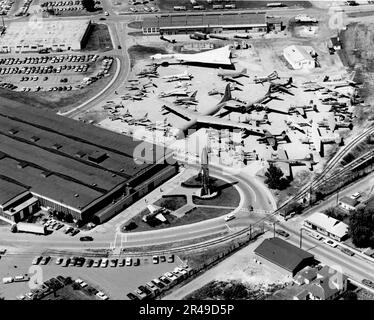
[323,73,361,89]
[267,149,317,171]
[161,84,265,136]
[174,91,198,105]
[159,88,190,98]
[257,129,290,150]
[254,71,279,85]
[163,70,193,82]
[288,103,318,118]
[268,77,296,95]
[218,68,248,85]
[127,113,151,125]
[240,113,271,126]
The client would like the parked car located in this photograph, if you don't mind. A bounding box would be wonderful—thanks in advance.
[125,257,132,266]
[351,192,360,199]
[55,257,64,265]
[308,232,323,241]
[340,247,355,256]
[92,259,102,268]
[110,259,118,267]
[118,259,125,267]
[152,255,159,264]
[167,254,174,263]
[362,279,374,289]
[160,255,166,263]
[70,229,80,236]
[127,292,139,300]
[32,256,42,265]
[40,256,51,265]
[275,229,290,238]
[85,259,94,267]
[100,258,108,268]
[324,239,338,248]
[133,258,140,266]
[96,291,109,300]
[80,236,93,241]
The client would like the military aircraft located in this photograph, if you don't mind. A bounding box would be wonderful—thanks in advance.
[222,86,283,114]
[208,84,242,96]
[268,77,296,95]
[174,91,198,105]
[254,71,279,85]
[218,68,248,86]
[288,103,318,118]
[158,88,190,98]
[161,84,265,136]
[267,149,317,171]
[174,81,192,89]
[257,130,290,150]
[162,70,194,82]
[240,113,271,126]
[322,73,362,89]
[136,66,159,78]
[127,113,151,125]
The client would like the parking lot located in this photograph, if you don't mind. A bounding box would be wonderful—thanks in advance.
[0,252,184,300]
[40,0,103,15]
[0,53,113,92]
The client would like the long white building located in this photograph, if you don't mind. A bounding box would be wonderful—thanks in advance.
[0,19,91,53]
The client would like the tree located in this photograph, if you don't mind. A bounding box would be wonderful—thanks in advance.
[81,0,96,12]
[265,164,290,190]
[348,207,374,248]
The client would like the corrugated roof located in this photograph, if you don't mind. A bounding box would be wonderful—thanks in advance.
[254,237,314,273]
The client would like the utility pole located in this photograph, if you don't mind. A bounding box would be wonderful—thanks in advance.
[299,228,303,249]
[273,222,276,238]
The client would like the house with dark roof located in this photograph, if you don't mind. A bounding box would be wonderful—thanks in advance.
[293,266,348,300]
[339,196,359,212]
[254,237,314,277]
[293,266,317,285]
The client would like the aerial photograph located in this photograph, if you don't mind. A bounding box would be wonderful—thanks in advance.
[0,0,374,308]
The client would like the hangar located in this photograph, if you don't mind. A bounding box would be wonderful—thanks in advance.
[283,45,315,70]
[0,98,178,225]
[142,12,274,35]
[0,19,91,53]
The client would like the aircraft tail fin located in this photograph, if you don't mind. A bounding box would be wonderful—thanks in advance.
[219,84,232,104]
[190,91,198,99]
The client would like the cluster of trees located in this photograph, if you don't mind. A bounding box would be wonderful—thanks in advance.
[265,164,290,190]
[348,207,374,248]
[82,0,96,12]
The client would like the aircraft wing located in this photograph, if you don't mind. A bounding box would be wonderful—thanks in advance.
[161,104,195,121]
[223,77,244,86]
[197,115,264,136]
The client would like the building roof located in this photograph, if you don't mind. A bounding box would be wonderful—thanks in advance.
[254,237,314,273]
[339,196,358,207]
[0,19,90,49]
[143,12,267,29]
[0,177,28,207]
[305,212,349,238]
[283,45,314,64]
[294,266,318,283]
[0,97,172,212]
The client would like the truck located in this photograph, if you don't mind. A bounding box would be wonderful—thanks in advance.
[12,223,47,235]
[189,32,208,40]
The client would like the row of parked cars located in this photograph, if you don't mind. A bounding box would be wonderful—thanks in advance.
[0,0,13,16]
[41,0,100,8]
[77,57,113,89]
[0,54,98,66]
[0,63,90,75]
[127,265,193,300]
[307,230,356,256]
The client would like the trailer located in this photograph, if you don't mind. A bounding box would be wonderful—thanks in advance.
[189,32,209,40]
[13,222,47,235]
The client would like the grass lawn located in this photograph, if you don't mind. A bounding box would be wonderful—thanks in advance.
[122,206,232,233]
[42,284,98,300]
[154,195,187,211]
[128,45,168,68]
[191,178,241,207]
[83,23,113,52]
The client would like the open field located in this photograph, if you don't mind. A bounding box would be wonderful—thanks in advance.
[83,23,113,52]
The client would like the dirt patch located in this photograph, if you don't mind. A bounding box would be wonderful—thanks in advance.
[128,45,168,68]
[83,23,113,52]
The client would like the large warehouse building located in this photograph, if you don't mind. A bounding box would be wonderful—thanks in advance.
[142,12,282,35]
[0,98,178,225]
[0,19,91,53]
